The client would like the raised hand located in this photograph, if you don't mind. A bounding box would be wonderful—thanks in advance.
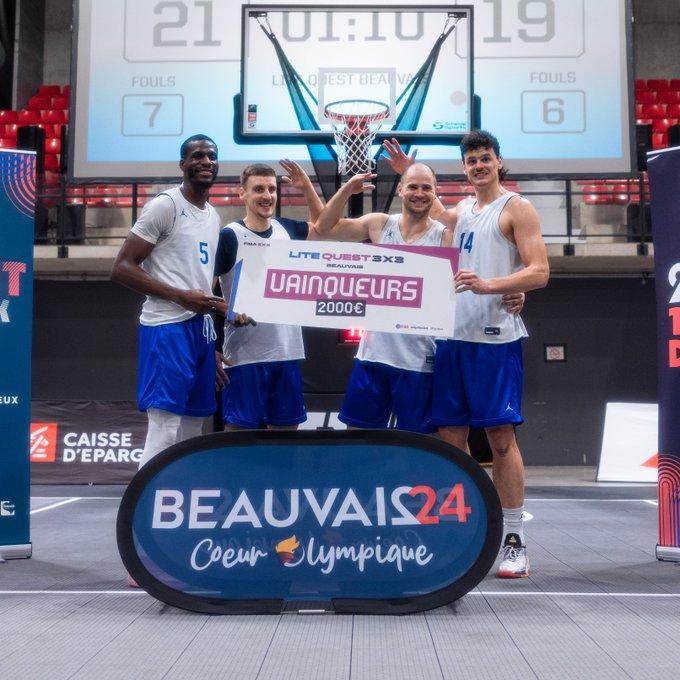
[344,172,377,195]
[382,138,417,175]
[279,158,310,189]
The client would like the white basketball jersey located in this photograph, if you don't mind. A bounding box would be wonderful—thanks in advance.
[219,220,305,367]
[357,214,446,373]
[130,186,221,326]
[453,192,528,343]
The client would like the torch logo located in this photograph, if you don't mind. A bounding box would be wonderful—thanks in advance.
[275,535,300,565]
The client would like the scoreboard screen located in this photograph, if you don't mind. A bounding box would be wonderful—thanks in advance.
[70,0,633,179]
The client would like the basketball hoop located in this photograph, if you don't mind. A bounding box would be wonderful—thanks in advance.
[324,99,390,176]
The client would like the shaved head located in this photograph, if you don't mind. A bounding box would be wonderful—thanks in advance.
[401,162,437,185]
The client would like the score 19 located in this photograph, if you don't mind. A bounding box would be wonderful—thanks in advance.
[455,0,584,59]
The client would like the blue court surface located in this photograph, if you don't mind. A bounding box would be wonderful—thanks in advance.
[0,468,677,680]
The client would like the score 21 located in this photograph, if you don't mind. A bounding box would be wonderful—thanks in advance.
[124,0,238,63]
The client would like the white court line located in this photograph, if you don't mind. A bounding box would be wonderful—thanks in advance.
[644,500,659,506]
[30,497,657,503]
[526,498,657,502]
[30,498,81,514]
[474,591,680,598]
[0,590,678,598]
[0,590,147,595]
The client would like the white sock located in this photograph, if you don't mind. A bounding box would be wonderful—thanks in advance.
[502,506,525,546]
[178,415,205,442]
[138,409,182,469]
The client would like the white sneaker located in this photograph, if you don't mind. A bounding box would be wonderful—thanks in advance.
[496,533,529,579]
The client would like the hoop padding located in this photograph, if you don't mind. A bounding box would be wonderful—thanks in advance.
[325,100,390,175]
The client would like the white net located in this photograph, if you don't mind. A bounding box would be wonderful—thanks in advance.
[325,100,390,176]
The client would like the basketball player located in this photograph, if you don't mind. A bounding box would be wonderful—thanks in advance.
[382,132,549,578]
[214,160,324,430]
[315,163,448,433]
[111,134,230,469]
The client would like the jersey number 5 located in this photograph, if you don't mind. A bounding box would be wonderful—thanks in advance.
[199,241,209,264]
[459,231,474,253]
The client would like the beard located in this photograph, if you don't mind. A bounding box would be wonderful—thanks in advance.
[187,166,218,188]
[403,200,432,217]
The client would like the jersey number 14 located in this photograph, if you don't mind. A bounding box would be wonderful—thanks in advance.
[458,231,474,253]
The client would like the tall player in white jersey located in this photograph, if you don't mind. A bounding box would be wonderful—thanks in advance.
[315,164,451,432]
[111,135,226,469]
[384,132,549,579]
[214,161,324,430]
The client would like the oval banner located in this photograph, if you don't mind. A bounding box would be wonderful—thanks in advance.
[117,430,502,614]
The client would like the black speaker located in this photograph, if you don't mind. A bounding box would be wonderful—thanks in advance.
[668,124,680,148]
[635,123,652,171]
[17,125,45,175]
[58,124,68,174]
[57,203,85,243]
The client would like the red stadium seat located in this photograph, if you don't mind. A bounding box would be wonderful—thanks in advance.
[635,103,643,118]
[0,138,16,149]
[652,118,677,133]
[611,183,631,205]
[45,137,61,154]
[43,153,60,172]
[4,124,17,138]
[652,132,668,149]
[658,91,680,105]
[62,85,70,98]
[85,185,118,207]
[51,96,69,110]
[636,91,657,104]
[0,110,17,124]
[66,186,84,204]
[27,96,51,111]
[37,85,62,98]
[648,79,670,92]
[635,79,648,92]
[581,184,612,205]
[41,109,67,124]
[17,110,41,125]
[641,103,667,118]
[666,103,680,119]
[670,79,680,91]
[636,118,653,126]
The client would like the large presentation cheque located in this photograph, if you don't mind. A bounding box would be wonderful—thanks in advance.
[228,240,458,336]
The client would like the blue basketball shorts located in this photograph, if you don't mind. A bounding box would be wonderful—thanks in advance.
[137,314,216,418]
[221,360,307,428]
[431,339,524,428]
[338,359,436,434]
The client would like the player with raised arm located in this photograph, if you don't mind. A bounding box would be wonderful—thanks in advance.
[111,134,227,470]
[383,132,549,579]
[214,160,324,431]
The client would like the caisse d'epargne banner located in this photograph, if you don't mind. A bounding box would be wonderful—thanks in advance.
[0,149,36,559]
[648,147,680,559]
[228,240,458,336]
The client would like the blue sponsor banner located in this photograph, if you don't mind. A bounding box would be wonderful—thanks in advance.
[0,149,35,556]
[648,147,680,555]
[118,431,502,614]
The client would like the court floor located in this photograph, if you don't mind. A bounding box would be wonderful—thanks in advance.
[0,468,678,680]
